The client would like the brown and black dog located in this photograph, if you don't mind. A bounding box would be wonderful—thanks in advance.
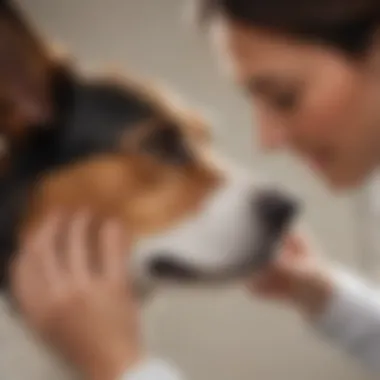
[0,1,298,292]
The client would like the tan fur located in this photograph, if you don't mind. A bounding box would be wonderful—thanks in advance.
[21,151,222,246]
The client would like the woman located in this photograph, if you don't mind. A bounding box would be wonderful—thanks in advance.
[9,0,380,379]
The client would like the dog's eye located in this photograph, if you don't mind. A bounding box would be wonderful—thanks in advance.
[143,125,192,164]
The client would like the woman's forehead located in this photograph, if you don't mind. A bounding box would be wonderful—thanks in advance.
[209,19,344,84]
[211,22,308,81]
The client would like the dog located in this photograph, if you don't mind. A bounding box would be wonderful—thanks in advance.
[0,1,298,378]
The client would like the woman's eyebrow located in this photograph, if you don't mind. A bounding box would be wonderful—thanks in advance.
[241,75,277,96]
[242,74,302,96]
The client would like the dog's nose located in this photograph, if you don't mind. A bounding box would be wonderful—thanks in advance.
[254,190,298,230]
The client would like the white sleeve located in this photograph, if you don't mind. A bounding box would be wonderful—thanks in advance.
[313,268,380,372]
[120,358,184,380]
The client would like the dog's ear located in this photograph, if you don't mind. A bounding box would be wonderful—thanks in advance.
[0,1,52,138]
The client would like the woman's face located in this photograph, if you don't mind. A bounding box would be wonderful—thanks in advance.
[211,18,380,190]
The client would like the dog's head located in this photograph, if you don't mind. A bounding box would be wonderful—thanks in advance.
[58,78,299,291]
[0,1,299,292]
[27,72,298,289]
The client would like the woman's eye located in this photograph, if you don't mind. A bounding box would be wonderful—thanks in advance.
[272,91,299,111]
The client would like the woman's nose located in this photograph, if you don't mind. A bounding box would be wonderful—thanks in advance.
[255,109,286,151]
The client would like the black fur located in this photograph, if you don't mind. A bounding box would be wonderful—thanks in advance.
[0,66,159,287]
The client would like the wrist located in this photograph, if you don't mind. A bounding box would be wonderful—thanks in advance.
[287,266,335,317]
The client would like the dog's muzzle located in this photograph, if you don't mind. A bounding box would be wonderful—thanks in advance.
[148,188,299,283]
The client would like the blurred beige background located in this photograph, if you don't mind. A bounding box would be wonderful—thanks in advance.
[19,1,372,379]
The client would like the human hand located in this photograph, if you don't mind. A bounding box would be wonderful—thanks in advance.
[247,233,335,317]
[10,213,143,380]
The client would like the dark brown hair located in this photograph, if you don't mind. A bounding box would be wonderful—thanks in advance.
[196,0,380,55]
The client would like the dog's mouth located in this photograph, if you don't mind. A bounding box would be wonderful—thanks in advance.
[148,192,300,284]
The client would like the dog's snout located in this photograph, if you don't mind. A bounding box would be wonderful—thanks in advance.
[254,190,298,230]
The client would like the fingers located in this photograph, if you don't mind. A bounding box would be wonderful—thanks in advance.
[14,213,63,285]
[62,213,128,286]
[33,213,64,283]
[66,212,91,282]
[63,214,128,286]
[10,212,64,313]
[9,210,132,344]
[246,232,311,287]
[99,219,127,282]
[12,211,128,289]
